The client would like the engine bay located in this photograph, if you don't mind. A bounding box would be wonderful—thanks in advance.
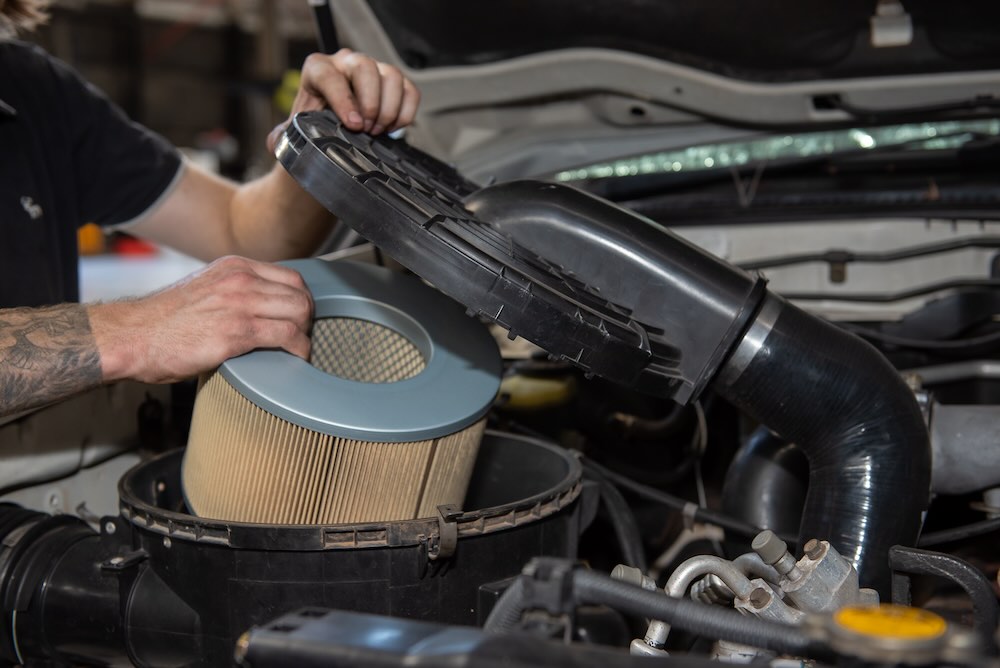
[2,109,999,668]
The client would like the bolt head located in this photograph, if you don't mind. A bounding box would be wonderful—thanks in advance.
[805,539,825,560]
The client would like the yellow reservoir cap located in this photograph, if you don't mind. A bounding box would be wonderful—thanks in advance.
[834,604,948,641]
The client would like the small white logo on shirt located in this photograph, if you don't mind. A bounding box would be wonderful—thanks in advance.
[20,196,42,220]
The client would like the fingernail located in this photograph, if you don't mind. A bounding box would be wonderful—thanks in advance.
[347,111,363,127]
[372,124,384,135]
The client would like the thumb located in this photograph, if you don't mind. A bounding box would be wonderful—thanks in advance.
[266,121,289,155]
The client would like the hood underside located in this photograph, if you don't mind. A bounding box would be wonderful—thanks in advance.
[331,0,1000,183]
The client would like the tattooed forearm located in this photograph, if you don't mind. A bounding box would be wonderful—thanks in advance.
[0,305,103,417]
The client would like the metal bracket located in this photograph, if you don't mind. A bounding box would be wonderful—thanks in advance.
[521,557,578,616]
[100,549,148,571]
[428,504,461,561]
[870,0,913,48]
[889,544,999,647]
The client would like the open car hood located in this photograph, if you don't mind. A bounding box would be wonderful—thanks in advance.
[330,0,1000,184]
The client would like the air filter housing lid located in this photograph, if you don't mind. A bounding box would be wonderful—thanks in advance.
[276,112,764,402]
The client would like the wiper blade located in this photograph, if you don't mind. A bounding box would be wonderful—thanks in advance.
[825,94,1000,124]
[584,130,989,202]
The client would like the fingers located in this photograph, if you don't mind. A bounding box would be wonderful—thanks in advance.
[118,257,318,384]
[306,49,370,131]
[208,258,314,361]
[333,49,382,132]
[294,48,420,135]
[237,256,310,294]
[207,257,314,338]
[245,316,312,361]
[372,61,404,135]
[392,78,421,132]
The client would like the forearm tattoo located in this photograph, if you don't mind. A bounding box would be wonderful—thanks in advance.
[0,305,103,416]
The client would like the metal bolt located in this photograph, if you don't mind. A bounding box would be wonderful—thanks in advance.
[104,521,117,535]
[805,539,825,560]
[163,536,172,549]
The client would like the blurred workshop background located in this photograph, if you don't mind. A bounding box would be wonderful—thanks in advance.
[24,0,324,300]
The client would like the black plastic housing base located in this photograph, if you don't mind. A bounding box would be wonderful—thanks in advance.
[1,433,587,667]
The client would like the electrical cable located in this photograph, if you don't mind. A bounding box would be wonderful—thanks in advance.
[831,94,1000,123]
[782,278,1000,303]
[485,568,821,658]
[839,322,1000,352]
[582,457,796,546]
[582,466,649,573]
[690,401,725,556]
[741,236,1000,271]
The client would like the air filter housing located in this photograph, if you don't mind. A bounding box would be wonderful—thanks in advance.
[181,259,501,524]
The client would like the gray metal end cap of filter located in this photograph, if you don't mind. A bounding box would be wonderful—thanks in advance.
[216,258,502,443]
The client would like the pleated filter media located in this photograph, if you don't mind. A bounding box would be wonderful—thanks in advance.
[181,259,501,524]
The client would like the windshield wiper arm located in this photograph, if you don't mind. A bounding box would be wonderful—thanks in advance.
[826,94,1000,124]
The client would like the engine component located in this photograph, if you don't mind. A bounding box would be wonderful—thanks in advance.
[657,556,758,648]
[276,112,931,594]
[752,530,879,614]
[237,607,721,668]
[276,110,766,403]
[464,180,768,404]
[889,545,1000,648]
[720,426,808,539]
[929,402,1000,494]
[820,604,981,666]
[721,395,1000,544]
[626,531,877,657]
[182,258,501,524]
[0,431,585,666]
[715,293,930,594]
[484,558,821,658]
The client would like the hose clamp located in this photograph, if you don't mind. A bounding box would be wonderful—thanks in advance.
[716,295,785,387]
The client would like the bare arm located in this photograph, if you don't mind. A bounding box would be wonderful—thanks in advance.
[127,49,420,263]
[125,162,333,262]
[0,257,313,418]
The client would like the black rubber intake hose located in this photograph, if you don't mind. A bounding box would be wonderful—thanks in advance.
[485,569,820,658]
[721,426,807,541]
[715,294,931,595]
[468,180,929,594]
[465,180,767,404]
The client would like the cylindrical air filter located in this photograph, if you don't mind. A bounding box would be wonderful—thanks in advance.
[181,259,501,524]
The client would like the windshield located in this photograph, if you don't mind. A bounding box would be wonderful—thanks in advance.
[554,118,1000,183]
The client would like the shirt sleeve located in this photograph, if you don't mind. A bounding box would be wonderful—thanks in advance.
[43,47,183,227]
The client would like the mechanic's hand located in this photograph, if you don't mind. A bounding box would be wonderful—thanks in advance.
[88,256,313,384]
[267,48,420,153]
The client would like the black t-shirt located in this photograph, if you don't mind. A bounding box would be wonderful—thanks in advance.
[0,40,182,307]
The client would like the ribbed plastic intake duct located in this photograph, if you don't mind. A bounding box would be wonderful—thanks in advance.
[182,259,501,524]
